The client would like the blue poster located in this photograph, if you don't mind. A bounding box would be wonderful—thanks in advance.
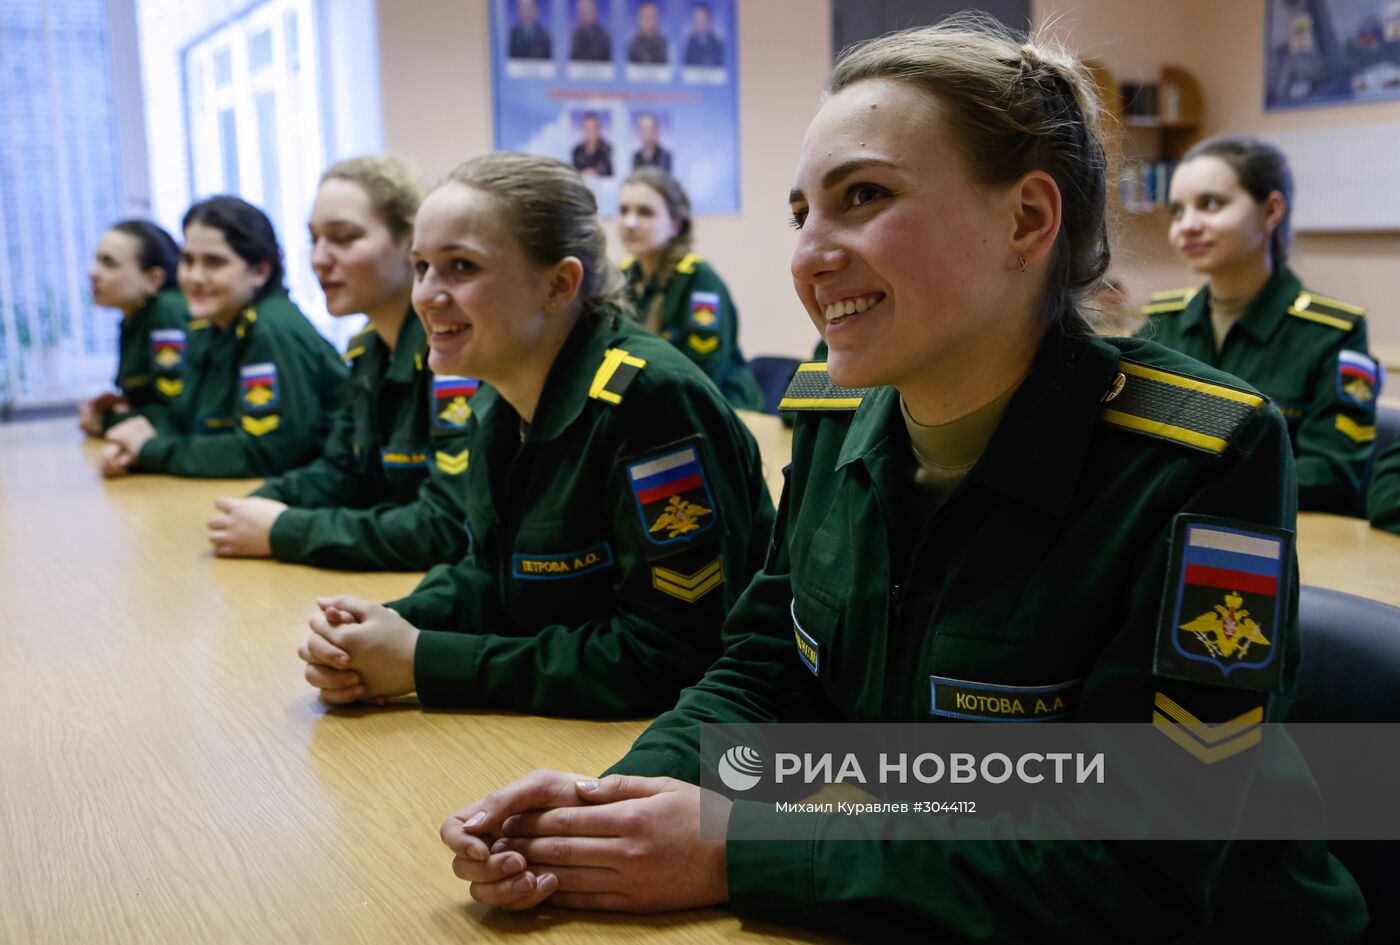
[492,0,740,213]
[1266,0,1400,109]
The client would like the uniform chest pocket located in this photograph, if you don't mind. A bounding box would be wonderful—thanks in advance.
[508,531,618,626]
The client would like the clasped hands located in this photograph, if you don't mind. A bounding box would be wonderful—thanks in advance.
[296,596,418,704]
[439,768,730,914]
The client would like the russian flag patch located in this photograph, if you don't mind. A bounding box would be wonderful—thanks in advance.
[626,440,718,548]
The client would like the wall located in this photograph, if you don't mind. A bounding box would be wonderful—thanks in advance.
[376,0,833,359]
[1035,0,1400,348]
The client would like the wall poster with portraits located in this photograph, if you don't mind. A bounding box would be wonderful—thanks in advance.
[1267,0,1400,109]
[491,0,740,213]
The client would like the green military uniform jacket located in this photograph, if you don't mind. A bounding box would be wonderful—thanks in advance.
[1139,266,1379,515]
[607,329,1367,942]
[137,292,346,478]
[100,288,190,432]
[1368,436,1400,535]
[622,253,764,411]
[250,313,473,570]
[387,311,775,716]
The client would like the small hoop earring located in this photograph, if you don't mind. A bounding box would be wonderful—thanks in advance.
[1018,253,1028,274]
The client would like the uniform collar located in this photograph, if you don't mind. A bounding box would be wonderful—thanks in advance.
[385,308,426,383]
[1180,266,1300,345]
[493,313,619,444]
[836,326,1121,518]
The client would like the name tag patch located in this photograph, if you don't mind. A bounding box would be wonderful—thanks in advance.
[929,676,1082,721]
[512,542,614,580]
[790,599,820,676]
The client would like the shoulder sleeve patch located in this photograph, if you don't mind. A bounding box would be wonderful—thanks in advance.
[687,290,722,331]
[675,252,702,274]
[778,362,871,411]
[1288,291,1366,331]
[624,437,721,555]
[1154,514,1290,696]
[433,376,480,430]
[1100,359,1263,454]
[240,362,280,412]
[589,347,647,405]
[1338,349,1381,408]
[1141,287,1199,316]
[150,329,186,373]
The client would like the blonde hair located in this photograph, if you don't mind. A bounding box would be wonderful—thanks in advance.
[320,154,426,245]
[442,152,627,320]
[829,14,1110,333]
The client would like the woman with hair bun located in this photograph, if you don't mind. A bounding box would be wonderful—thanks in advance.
[296,153,773,717]
[1143,135,1379,515]
[438,18,1367,942]
[80,220,188,434]
[102,196,345,478]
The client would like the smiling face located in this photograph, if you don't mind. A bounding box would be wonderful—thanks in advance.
[410,182,559,385]
[787,78,1017,392]
[90,229,161,311]
[308,177,414,318]
[178,222,270,324]
[1168,156,1279,277]
[618,181,679,258]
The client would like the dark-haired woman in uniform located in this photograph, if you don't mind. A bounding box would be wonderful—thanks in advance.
[618,168,763,410]
[437,19,1368,942]
[295,153,774,717]
[81,220,188,435]
[102,196,346,478]
[1141,135,1379,515]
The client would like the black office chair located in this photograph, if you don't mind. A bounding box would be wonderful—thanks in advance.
[1289,586,1400,943]
[747,356,802,416]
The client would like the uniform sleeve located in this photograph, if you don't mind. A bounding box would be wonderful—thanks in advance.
[1368,436,1400,535]
[678,267,763,412]
[608,407,1365,943]
[407,381,774,718]
[136,330,345,478]
[262,430,472,570]
[253,383,365,507]
[1294,325,1377,515]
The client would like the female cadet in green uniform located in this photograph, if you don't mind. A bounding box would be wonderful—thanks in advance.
[204,156,472,571]
[1369,436,1400,534]
[80,220,188,435]
[294,153,774,716]
[101,197,346,479]
[436,19,1369,940]
[617,168,763,410]
[1140,136,1379,516]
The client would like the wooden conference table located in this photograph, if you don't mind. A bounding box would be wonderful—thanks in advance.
[3,414,1398,944]
[0,417,836,945]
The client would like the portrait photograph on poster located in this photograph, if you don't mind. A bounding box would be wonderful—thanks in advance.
[1267,0,1400,108]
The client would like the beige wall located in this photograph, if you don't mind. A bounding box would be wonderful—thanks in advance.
[1036,0,1400,346]
[376,0,832,359]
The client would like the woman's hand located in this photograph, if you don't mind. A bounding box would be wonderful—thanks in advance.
[207,496,286,557]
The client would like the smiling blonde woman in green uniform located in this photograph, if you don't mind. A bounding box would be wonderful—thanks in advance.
[80,220,188,435]
[203,156,473,571]
[1141,135,1379,516]
[435,18,1368,940]
[617,168,763,410]
[294,153,774,716]
[101,197,346,478]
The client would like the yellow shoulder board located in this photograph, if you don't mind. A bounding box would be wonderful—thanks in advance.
[778,362,871,411]
[1100,359,1263,455]
[188,318,211,331]
[1141,287,1198,316]
[1287,290,1366,331]
[676,252,702,275]
[619,254,636,270]
[588,347,648,405]
[343,345,367,362]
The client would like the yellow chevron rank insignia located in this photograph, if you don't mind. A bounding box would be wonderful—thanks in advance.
[589,347,647,405]
[435,449,469,475]
[1141,287,1198,315]
[241,414,280,436]
[687,334,720,355]
[778,362,871,411]
[1335,415,1376,443]
[1152,690,1263,764]
[1101,360,1263,454]
[1288,290,1365,331]
[155,377,183,398]
[651,559,724,603]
